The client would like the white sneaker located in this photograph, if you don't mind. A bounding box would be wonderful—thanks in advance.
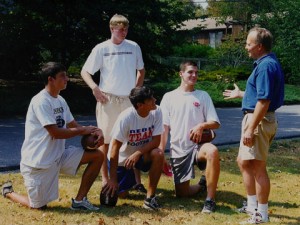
[70,197,99,211]
[240,212,269,224]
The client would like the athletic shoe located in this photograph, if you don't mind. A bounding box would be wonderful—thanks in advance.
[198,175,207,192]
[133,183,147,193]
[1,181,14,198]
[201,199,216,213]
[162,163,173,177]
[143,196,161,210]
[239,212,269,224]
[70,197,99,211]
[237,201,255,215]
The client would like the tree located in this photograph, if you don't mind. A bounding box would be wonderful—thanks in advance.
[0,0,197,80]
[206,0,300,84]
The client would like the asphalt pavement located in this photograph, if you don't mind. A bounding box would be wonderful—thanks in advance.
[1,105,299,172]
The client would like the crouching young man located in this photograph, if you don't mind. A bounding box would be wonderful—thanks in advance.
[1,62,104,210]
[103,86,164,210]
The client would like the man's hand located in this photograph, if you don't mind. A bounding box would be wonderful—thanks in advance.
[243,129,254,147]
[189,125,204,143]
[223,83,242,100]
[102,179,119,197]
[92,129,104,147]
[92,87,109,104]
[124,151,142,169]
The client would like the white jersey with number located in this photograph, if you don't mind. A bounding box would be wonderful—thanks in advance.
[160,88,220,158]
[82,39,144,96]
[108,106,163,166]
[21,89,74,168]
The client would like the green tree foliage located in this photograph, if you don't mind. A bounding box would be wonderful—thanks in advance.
[252,0,300,84]
[206,0,300,84]
[0,0,196,79]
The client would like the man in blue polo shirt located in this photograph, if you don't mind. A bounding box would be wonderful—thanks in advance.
[223,27,284,224]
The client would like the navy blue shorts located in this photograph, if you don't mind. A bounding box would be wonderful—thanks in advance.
[108,156,151,193]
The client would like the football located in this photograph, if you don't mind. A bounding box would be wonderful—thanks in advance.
[81,134,98,150]
[199,129,216,144]
[100,190,118,207]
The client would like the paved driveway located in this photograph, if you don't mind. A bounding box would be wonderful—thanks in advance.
[1,105,299,171]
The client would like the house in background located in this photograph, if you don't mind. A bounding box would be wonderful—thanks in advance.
[180,17,244,48]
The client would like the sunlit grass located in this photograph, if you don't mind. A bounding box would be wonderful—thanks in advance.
[1,138,299,225]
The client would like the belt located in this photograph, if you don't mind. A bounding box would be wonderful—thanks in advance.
[243,110,254,115]
[243,110,275,115]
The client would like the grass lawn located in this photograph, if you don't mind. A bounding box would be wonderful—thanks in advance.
[1,138,299,225]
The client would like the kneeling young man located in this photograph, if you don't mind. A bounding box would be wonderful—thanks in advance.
[160,60,221,213]
[2,62,104,210]
[103,86,164,210]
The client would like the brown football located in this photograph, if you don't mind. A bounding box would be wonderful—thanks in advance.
[199,129,216,144]
[81,134,98,150]
[100,190,118,207]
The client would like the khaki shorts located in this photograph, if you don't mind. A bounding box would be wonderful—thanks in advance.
[20,146,83,208]
[96,92,131,144]
[239,112,277,161]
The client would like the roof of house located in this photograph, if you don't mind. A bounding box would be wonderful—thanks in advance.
[180,18,227,31]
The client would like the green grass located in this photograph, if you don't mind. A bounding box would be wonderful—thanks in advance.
[1,138,300,225]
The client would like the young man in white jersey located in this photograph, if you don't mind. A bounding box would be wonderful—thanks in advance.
[160,60,221,213]
[81,14,146,192]
[2,62,104,211]
[102,86,164,210]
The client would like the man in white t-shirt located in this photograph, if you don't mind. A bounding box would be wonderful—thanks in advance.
[81,14,145,190]
[102,86,164,210]
[2,62,104,211]
[160,60,221,213]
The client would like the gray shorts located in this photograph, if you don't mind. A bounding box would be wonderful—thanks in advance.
[170,145,207,184]
[21,146,83,208]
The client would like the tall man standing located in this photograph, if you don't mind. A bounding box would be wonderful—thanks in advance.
[223,27,284,224]
[81,14,145,188]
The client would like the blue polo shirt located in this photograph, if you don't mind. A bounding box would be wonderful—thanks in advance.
[242,53,284,112]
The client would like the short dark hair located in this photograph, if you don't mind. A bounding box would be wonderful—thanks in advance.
[129,86,153,109]
[180,60,198,72]
[40,62,66,85]
[249,27,273,52]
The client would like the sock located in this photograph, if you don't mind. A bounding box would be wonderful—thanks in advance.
[73,199,82,203]
[257,203,268,221]
[247,195,257,212]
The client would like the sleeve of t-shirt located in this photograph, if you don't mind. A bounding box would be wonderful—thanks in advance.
[136,44,144,70]
[160,94,170,126]
[152,106,164,136]
[33,99,57,127]
[256,65,274,100]
[62,98,74,124]
[203,92,221,125]
[82,44,102,75]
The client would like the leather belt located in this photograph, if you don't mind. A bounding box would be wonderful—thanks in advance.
[243,110,254,115]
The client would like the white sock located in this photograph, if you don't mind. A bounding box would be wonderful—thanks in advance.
[73,199,82,203]
[247,195,257,212]
[257,203,268,221]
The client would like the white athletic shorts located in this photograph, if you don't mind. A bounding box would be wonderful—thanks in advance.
[96,92,131,144]
[20,146,84,208]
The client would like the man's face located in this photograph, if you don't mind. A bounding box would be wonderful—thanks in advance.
[52,71,68,90]
[111,25,128,43]
[245,31,261,59]
[140,96,157,112]
[180,65,198,86]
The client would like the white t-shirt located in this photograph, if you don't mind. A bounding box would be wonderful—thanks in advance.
[108,106,163,166]
[82,39,144,96]
[21,89,74,168]
[160,89,220,158]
